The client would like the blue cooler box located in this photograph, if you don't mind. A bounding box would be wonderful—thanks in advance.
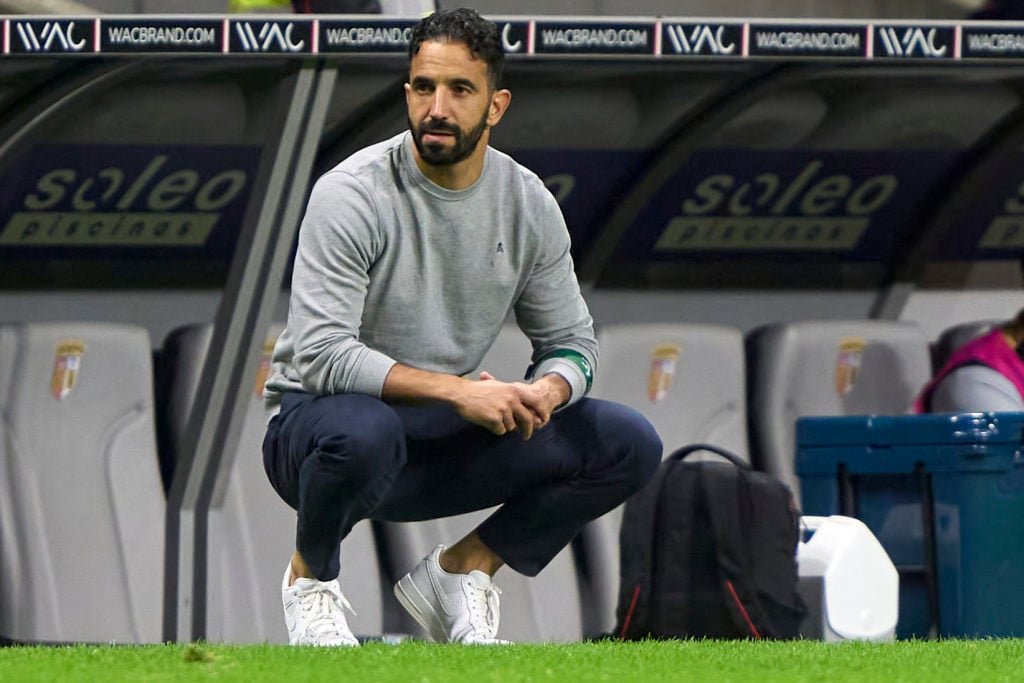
[797,412,1024,639]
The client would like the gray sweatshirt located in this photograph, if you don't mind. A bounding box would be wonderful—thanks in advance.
[264,131,597,406]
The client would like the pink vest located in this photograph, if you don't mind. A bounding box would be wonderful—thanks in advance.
[915,329,1024,412]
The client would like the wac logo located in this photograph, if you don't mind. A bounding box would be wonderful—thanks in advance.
[664,24,737,55]
[877,26,948,58]
[12,20,89,53]
[233,20,306,53]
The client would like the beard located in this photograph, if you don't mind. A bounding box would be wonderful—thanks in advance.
[409,109,489,166]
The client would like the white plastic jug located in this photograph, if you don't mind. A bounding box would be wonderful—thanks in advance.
[797,515,899,642]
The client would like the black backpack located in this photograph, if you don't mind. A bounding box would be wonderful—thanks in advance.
[615,444,806,640]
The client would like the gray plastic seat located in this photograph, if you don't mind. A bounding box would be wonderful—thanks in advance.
[478,322,750,456]
[378,510,584,642]
[932,320,1003,373]
[581,322,750,637]
[160,323,384,642]
[746,320,932,501]
[0,322,164,644]
[590,323,749,458]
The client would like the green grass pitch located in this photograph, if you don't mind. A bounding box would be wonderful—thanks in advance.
[3,639,1024,683]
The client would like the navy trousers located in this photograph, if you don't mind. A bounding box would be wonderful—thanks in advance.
[263,391,662,581]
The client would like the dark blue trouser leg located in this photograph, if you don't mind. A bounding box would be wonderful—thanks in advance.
[263,392,662,580]
[263,392,407,580]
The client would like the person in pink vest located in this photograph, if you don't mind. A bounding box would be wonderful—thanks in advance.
[916,307,1024,413]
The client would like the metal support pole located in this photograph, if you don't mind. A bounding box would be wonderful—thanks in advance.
[163,60,336,643]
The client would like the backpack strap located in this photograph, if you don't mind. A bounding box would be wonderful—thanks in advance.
[710,466,775,638]
[669,443,751,469]
[615,456,675,639]
[697,460,783,639]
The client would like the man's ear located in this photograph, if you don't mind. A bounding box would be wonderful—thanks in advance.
[487,89,512,127]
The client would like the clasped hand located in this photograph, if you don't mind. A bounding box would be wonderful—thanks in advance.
[454,371,564,440]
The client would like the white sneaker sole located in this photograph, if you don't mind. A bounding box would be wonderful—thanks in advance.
[394,574,450,643]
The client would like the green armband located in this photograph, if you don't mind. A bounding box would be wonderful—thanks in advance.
[535,349,593,393]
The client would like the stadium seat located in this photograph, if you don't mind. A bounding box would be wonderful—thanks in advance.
[378,511,585,642]
[931,320,1003,373]
[746,320,932,501]
[591,322,749,457]
[159,323,385,643]
[0,322,165,644]
[579,322,750,637]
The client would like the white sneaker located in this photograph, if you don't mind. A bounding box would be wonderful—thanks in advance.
[281,563,360,647]
[394,545,510,644]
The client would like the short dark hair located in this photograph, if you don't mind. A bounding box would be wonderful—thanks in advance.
[409,8,505,90]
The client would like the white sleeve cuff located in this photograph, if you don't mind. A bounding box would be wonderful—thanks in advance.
[531,357,586,409]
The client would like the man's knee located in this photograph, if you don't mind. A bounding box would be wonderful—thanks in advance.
[591,400,663,491]
[312,394,406,484]
[621,410,663,491]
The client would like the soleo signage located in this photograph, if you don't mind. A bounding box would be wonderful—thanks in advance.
[0,144,260,258]
[615,149,958,262]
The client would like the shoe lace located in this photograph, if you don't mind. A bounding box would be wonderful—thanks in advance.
[467,581,502,640]
[296,582,356,639]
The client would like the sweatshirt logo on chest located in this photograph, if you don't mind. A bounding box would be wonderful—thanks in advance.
[490,241,506,268]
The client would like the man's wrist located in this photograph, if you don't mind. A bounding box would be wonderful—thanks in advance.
[442,374,474,405]
[530,355,588,407]
[538,372,571,408]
